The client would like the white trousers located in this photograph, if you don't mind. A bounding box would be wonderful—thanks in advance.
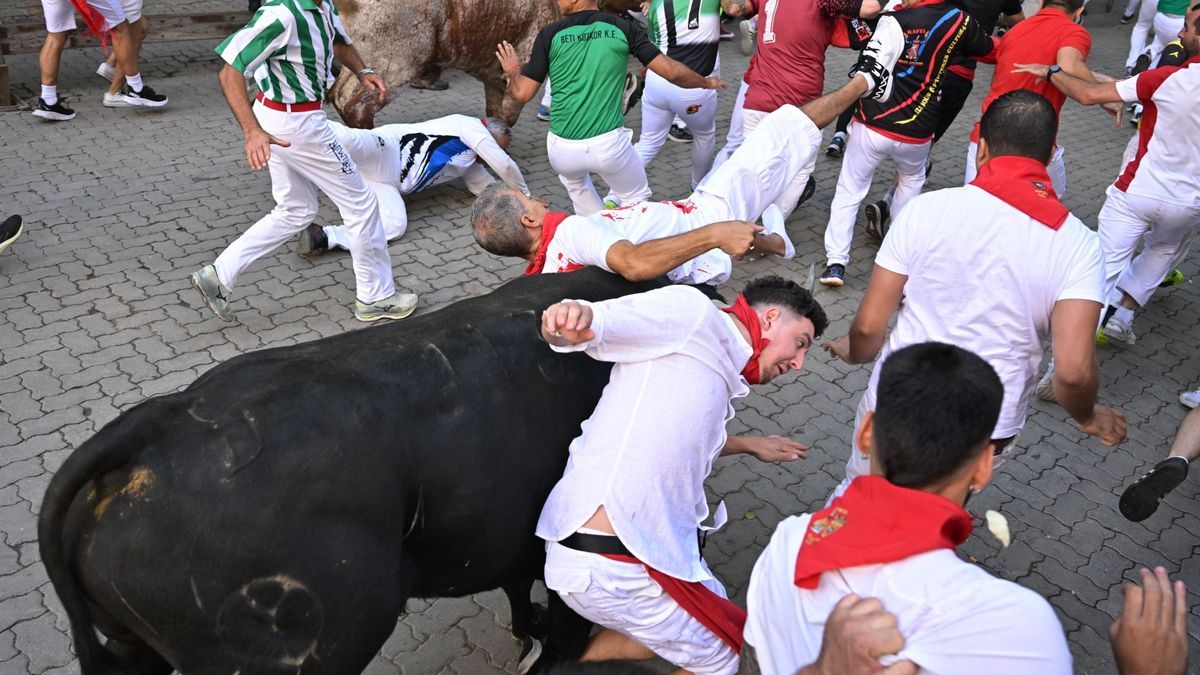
[694,104,822,224]
[964,141,1068,196]
[708,78,751,173]
[545,542,738,675]
[635,71,719,190]
[1126,0,1160,68]
[1098,184,1200,308]
[548,127,652,216]
[214,104,395,303]
[322,123,410,250]
[824,121,930,266]
[1148,13,1186,65]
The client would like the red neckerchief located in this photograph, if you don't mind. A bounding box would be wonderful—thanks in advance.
[68,0,112,50]
[720,295,769,385]
[970,155,1069,230]
[603,554,747,653]
[794,475,973,589]
[522,212,571,276]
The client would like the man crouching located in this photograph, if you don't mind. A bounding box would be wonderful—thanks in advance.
[535,276,827,674]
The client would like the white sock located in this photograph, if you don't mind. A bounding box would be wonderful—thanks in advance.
[1114,307,1135,324]
[41,85,58,105]
[325,225,351,251]
[126,72,144,92]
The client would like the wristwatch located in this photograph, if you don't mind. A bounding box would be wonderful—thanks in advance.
[357,67,376,77]
[1047,65,1062,79]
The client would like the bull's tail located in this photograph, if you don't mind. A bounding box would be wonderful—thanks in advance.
[37,401,172,673]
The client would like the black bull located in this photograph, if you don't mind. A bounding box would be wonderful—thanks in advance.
[38,269,690,675]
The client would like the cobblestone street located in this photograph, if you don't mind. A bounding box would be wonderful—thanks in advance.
[0,2,1197,672]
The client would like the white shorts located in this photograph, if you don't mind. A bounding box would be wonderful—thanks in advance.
[41,0,126,33]
[545,541,738,675]
[117,0,143,24]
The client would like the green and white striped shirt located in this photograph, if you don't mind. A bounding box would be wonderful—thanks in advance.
[216,0,351,104]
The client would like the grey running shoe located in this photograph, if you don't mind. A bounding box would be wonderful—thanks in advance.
[355,291,418,322]
[739,19,756,55]
[1101,315,1137,347]
[191,264,235,321]
[297,223,329,258]
[864,200,890,241]
[1035,361,1056,402]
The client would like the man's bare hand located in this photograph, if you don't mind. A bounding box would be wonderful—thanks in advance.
[244,127,290,170]
[740,435,808,462]
[1110,567,1189,675]
[541,301,595,346]
[800,595,917,675]
[496,41,522,76]
[1012,63,1051,82]
[709,221,762,258]
[703,76,726,89]
[1077,404,1127,446]
[822,336,853,363]
[359,72,387,99]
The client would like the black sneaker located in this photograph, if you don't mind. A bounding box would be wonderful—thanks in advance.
[864,200,890,241]
[1133,52,1151,76]
[0,215,22,254]
[819,264,846,287]
[668,125,694,143]
[1119,457,1189,522]
[1121,10,1134,22]
[797,176,817,207]
[297,223,329,258]
[826,133,846,157]
[621,72,644,115]
[120,84,169,108]
[32,98,76,121]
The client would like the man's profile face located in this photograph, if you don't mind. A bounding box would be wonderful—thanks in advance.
[756,312,816,384]
[1180,7,1200,56]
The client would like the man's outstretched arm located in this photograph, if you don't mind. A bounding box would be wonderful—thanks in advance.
[604,221,761,281]
[1012,63,1123,105]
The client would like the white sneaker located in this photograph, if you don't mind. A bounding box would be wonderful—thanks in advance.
[1036,360,1057,402]
[1102,315,1137,346]
[96,62,116,81]
[1180,389,1200,409]
[853,15,904,101]
[103,92,132,108]
[738,20,756,55]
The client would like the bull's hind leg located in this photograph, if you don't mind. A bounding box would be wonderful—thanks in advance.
[96,636,173,675]
[213,570,407,675]
[528,592,592,674]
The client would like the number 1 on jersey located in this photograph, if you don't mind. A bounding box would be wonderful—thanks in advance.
[761,0,779,43]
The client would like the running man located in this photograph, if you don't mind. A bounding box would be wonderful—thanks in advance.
[192,0,416,323]
[496,0,723,215]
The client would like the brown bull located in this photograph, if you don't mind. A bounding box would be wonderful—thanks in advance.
[328,0,643,128]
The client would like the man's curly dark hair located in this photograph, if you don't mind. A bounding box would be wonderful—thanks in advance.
[743,275,829,337]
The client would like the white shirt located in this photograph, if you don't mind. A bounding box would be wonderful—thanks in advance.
[535,285,751,581]
[1114,61,1200,206]
[364,114,528,196]
[745,514,1073,675]
[865,186,1103,438]
[542,200,734,285]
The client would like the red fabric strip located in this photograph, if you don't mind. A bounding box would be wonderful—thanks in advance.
[68,0,111,50]
[523,212,571,276]
[794,476,973,589]
[970,155,1068,229]
[602,554,747,654]
[719,295,769,385]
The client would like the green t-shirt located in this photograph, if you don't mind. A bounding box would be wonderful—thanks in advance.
[1157,0,1187,15]
[522,10,662,140]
